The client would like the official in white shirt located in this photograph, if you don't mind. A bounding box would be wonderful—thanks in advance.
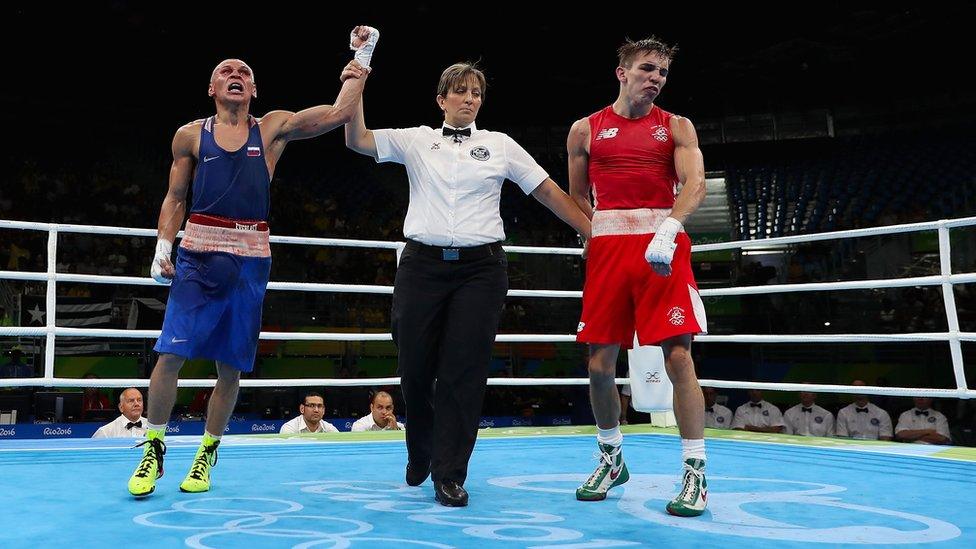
[351,391,404,431]
[834,380,893,440]
[703,387,732,429]
[731,389,785,432]
[783,389,834,437]
[279,393,339,434]
[92,387,148,438]
[345,62,591,507]
[895,397,951,445]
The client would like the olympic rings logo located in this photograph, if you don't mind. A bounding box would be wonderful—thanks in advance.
[133,497,452,548]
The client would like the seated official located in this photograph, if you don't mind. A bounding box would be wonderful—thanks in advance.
[895,397,951,445]
[703,387,733,429]
[783,388,835,437]
[731,389,785,433]
[280,392,339,434]
[92,388,148,438]
[351,391,404,431]
[835,380,893,441]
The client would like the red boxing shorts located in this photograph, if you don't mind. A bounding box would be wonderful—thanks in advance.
[577,209,707,349]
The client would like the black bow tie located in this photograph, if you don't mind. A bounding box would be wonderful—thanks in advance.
[802,407,813,413]
[443,127,471,142]
[126,420,143,430]
[705,406,714,413]
[856,407,869,414]
[750,402,762,408]
[915,409,929,416]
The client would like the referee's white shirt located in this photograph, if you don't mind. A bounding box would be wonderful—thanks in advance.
[895,408,951,443]
[835,402,892,440]
[92,414,147,438]
[373,122,548,246]
[783,403,835,437]
[705,403,733,429]
[731,400,785,430]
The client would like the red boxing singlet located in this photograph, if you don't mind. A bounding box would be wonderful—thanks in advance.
[587,104,678,210]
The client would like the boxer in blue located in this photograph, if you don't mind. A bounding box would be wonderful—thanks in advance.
[128,26,380,497]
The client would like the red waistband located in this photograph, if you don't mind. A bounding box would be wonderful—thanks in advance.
[188,213,268,232]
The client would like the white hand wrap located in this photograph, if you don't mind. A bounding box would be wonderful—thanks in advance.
[644,217,682,269]
[150,239,173,285]
[350,26,380,70]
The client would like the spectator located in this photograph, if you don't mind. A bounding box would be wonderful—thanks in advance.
[0,305,14,327]
[92,387,147,438]
[279,392,339,434]
[835,380,893,441]
[783,387,834,437]
[703,387,733,429]
[895,397,951,445]
[81,373,112,417]
[0,345,33,378]
[731,389,785,433]
[350,391,404,431]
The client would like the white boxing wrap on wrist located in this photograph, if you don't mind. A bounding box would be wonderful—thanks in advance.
[350,26,380,70]
[644,217,683,267]
[150,238,173,284]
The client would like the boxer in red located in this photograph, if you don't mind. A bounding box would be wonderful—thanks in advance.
[569,36,708,517]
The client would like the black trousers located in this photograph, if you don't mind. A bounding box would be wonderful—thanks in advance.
[392,240,508,484]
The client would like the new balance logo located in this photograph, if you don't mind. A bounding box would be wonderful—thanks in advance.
[595,128,619,140]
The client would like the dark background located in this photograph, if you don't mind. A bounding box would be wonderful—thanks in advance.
[3,3,972,162]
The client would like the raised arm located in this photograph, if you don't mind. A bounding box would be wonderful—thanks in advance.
[262,26,378,153]
[344,90,377,159]
[263,61,369,147]
[150,124,196,283]
[567,118,594,221]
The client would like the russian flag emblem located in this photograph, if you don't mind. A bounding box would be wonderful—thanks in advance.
[247,146,261,157]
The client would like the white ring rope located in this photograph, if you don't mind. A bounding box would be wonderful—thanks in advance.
[2,217,975,397]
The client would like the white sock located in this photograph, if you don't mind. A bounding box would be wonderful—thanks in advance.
[146,422,167,432]
[597,424,623,447]
[204,430,222,441]
[681,438,706,462]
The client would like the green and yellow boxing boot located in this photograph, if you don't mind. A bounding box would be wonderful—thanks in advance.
[179,432,220,493]
[128,429,166,497]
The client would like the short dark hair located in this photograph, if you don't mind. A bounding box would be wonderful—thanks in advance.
[437,62,487,99]
[302,392,323,405]
[370,390,393,405]
[617,36,677,68]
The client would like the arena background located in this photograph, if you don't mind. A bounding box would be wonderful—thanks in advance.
[2,3,975,440]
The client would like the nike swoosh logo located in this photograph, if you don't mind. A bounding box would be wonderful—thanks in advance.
[609,467,621,481]
[203,156,220,163]
[171,337,188,343]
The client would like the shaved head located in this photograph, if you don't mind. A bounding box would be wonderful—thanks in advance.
[211,59,255,83]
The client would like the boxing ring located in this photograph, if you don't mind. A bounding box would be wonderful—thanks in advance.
[2,216,976,547]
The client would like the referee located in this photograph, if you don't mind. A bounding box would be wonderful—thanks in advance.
[345,61,591,506]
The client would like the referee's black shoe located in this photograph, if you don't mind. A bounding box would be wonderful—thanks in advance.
[406,461,430,486]
[434,480,468,507]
